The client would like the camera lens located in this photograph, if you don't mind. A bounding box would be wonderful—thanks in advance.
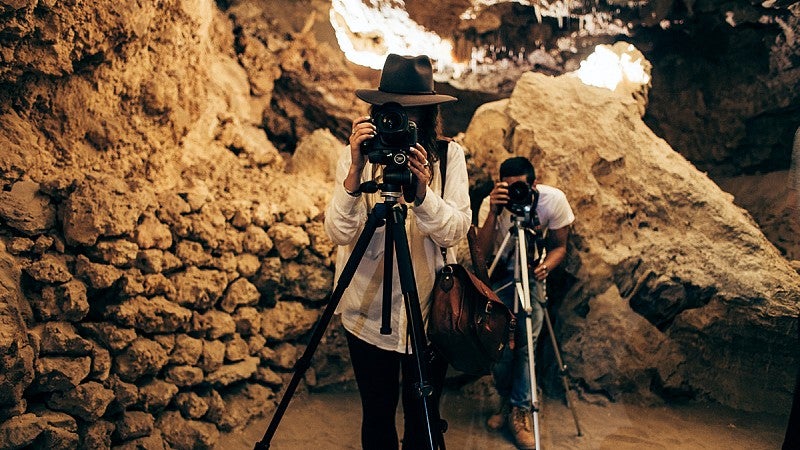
[379,112,404,132]
[507,182,531,204]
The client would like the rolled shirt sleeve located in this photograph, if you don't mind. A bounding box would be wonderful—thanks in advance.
[324,146,369,245]
[412,142,472,249]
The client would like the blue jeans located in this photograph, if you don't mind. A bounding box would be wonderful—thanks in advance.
[491,275,544,409]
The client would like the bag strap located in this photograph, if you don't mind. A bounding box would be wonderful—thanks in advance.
[437,139,449,262]
[467,225,492,287]
[433,140,489,286]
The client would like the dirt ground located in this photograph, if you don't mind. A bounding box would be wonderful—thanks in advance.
[218,381,789,450]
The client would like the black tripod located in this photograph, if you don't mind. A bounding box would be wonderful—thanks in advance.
[254,180,446,450]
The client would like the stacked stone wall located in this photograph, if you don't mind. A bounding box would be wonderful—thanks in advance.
[0,174,337,449]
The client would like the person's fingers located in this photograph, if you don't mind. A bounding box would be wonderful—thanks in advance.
[350,116,374,140]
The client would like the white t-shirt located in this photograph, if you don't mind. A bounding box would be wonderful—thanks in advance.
[478,183,575,266]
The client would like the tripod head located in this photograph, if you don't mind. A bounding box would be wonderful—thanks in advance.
[356,164,419,203]
[506,188,545,263]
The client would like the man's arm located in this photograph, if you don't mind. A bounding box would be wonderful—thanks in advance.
[532,226,569,281]
[476,208,498,267]
[476,182,509,268]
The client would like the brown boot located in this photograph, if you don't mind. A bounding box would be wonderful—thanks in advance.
[509,406,536,449]
[486,397,510,431]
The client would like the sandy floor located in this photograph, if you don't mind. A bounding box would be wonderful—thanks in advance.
[218,382,789,450]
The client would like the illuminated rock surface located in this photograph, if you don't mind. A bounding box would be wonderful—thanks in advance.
[463,71,800,412]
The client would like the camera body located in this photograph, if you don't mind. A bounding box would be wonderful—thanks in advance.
[505,180,535,216]
[361,102,418,168]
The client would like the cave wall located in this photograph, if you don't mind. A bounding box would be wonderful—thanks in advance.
[0,0,362,448]
[638,11,800,177]
[403,0,800,260]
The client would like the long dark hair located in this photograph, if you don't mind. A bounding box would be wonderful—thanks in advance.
[413,104,443,165]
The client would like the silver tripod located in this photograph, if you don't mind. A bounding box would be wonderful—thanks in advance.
[487,214,583,450]
[488,215,543,448]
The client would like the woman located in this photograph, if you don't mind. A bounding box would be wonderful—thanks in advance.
[324,54,471,449]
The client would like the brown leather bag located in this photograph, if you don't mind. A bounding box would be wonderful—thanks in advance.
[428,227,516,375]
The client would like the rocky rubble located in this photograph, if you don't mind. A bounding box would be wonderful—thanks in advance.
[0,169,339,448]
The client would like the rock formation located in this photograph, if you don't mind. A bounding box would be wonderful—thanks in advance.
[462,71,800,412]
[0,0,355,447]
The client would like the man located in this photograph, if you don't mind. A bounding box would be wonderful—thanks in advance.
[476,156,574,449]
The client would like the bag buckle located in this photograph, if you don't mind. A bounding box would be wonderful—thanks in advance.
[438,264,455,292]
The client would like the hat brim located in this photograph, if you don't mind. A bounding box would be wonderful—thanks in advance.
[355,89,457,107]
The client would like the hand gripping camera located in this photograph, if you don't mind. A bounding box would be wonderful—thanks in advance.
[361,102,418,167]
[360,102,419,200]
[505,181,539,217]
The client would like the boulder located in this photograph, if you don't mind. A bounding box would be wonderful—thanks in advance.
[261,300,321,342]
[156,410,219,450]
[168,267,228,310]
[267,223,310,260]
[32,280,89,322]
[137,379,178,414]
[463,71,800,412]
[46,381,115,421]
[61,176,156,247]
[114,338,169,382]
[113,410,154,441]
[219,277,261,312]
[105,295,192,333]
[0,413,47,449]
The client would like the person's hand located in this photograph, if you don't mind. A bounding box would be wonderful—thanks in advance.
[344,116,375,193]
[349,116,374,169]
[489,181,509,215]
[408,143,430,203]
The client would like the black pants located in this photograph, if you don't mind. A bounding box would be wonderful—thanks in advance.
[345,331,448,450]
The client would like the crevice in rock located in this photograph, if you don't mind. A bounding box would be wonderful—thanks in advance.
[629,278,718,331]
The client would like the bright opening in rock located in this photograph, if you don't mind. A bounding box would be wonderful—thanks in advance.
[329,0,650,92]
[329,0,458,72]
[575,44,651,91]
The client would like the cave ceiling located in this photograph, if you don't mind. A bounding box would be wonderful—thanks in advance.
[0,0,797,177]
[326,0,799,177]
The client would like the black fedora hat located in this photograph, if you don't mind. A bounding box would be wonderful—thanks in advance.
[355,54,457,107]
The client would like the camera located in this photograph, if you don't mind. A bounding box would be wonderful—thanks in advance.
[505,181,534,216]
[361,102,418,167]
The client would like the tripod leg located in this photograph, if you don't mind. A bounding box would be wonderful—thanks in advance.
[488,230,512,278]
[390,205,446,450]
[381,210,394,335]
[254,204,389,450]
[516,224,542,450]
[542,307,583,436]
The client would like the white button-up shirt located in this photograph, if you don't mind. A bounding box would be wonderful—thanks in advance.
[324,141,472,353]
